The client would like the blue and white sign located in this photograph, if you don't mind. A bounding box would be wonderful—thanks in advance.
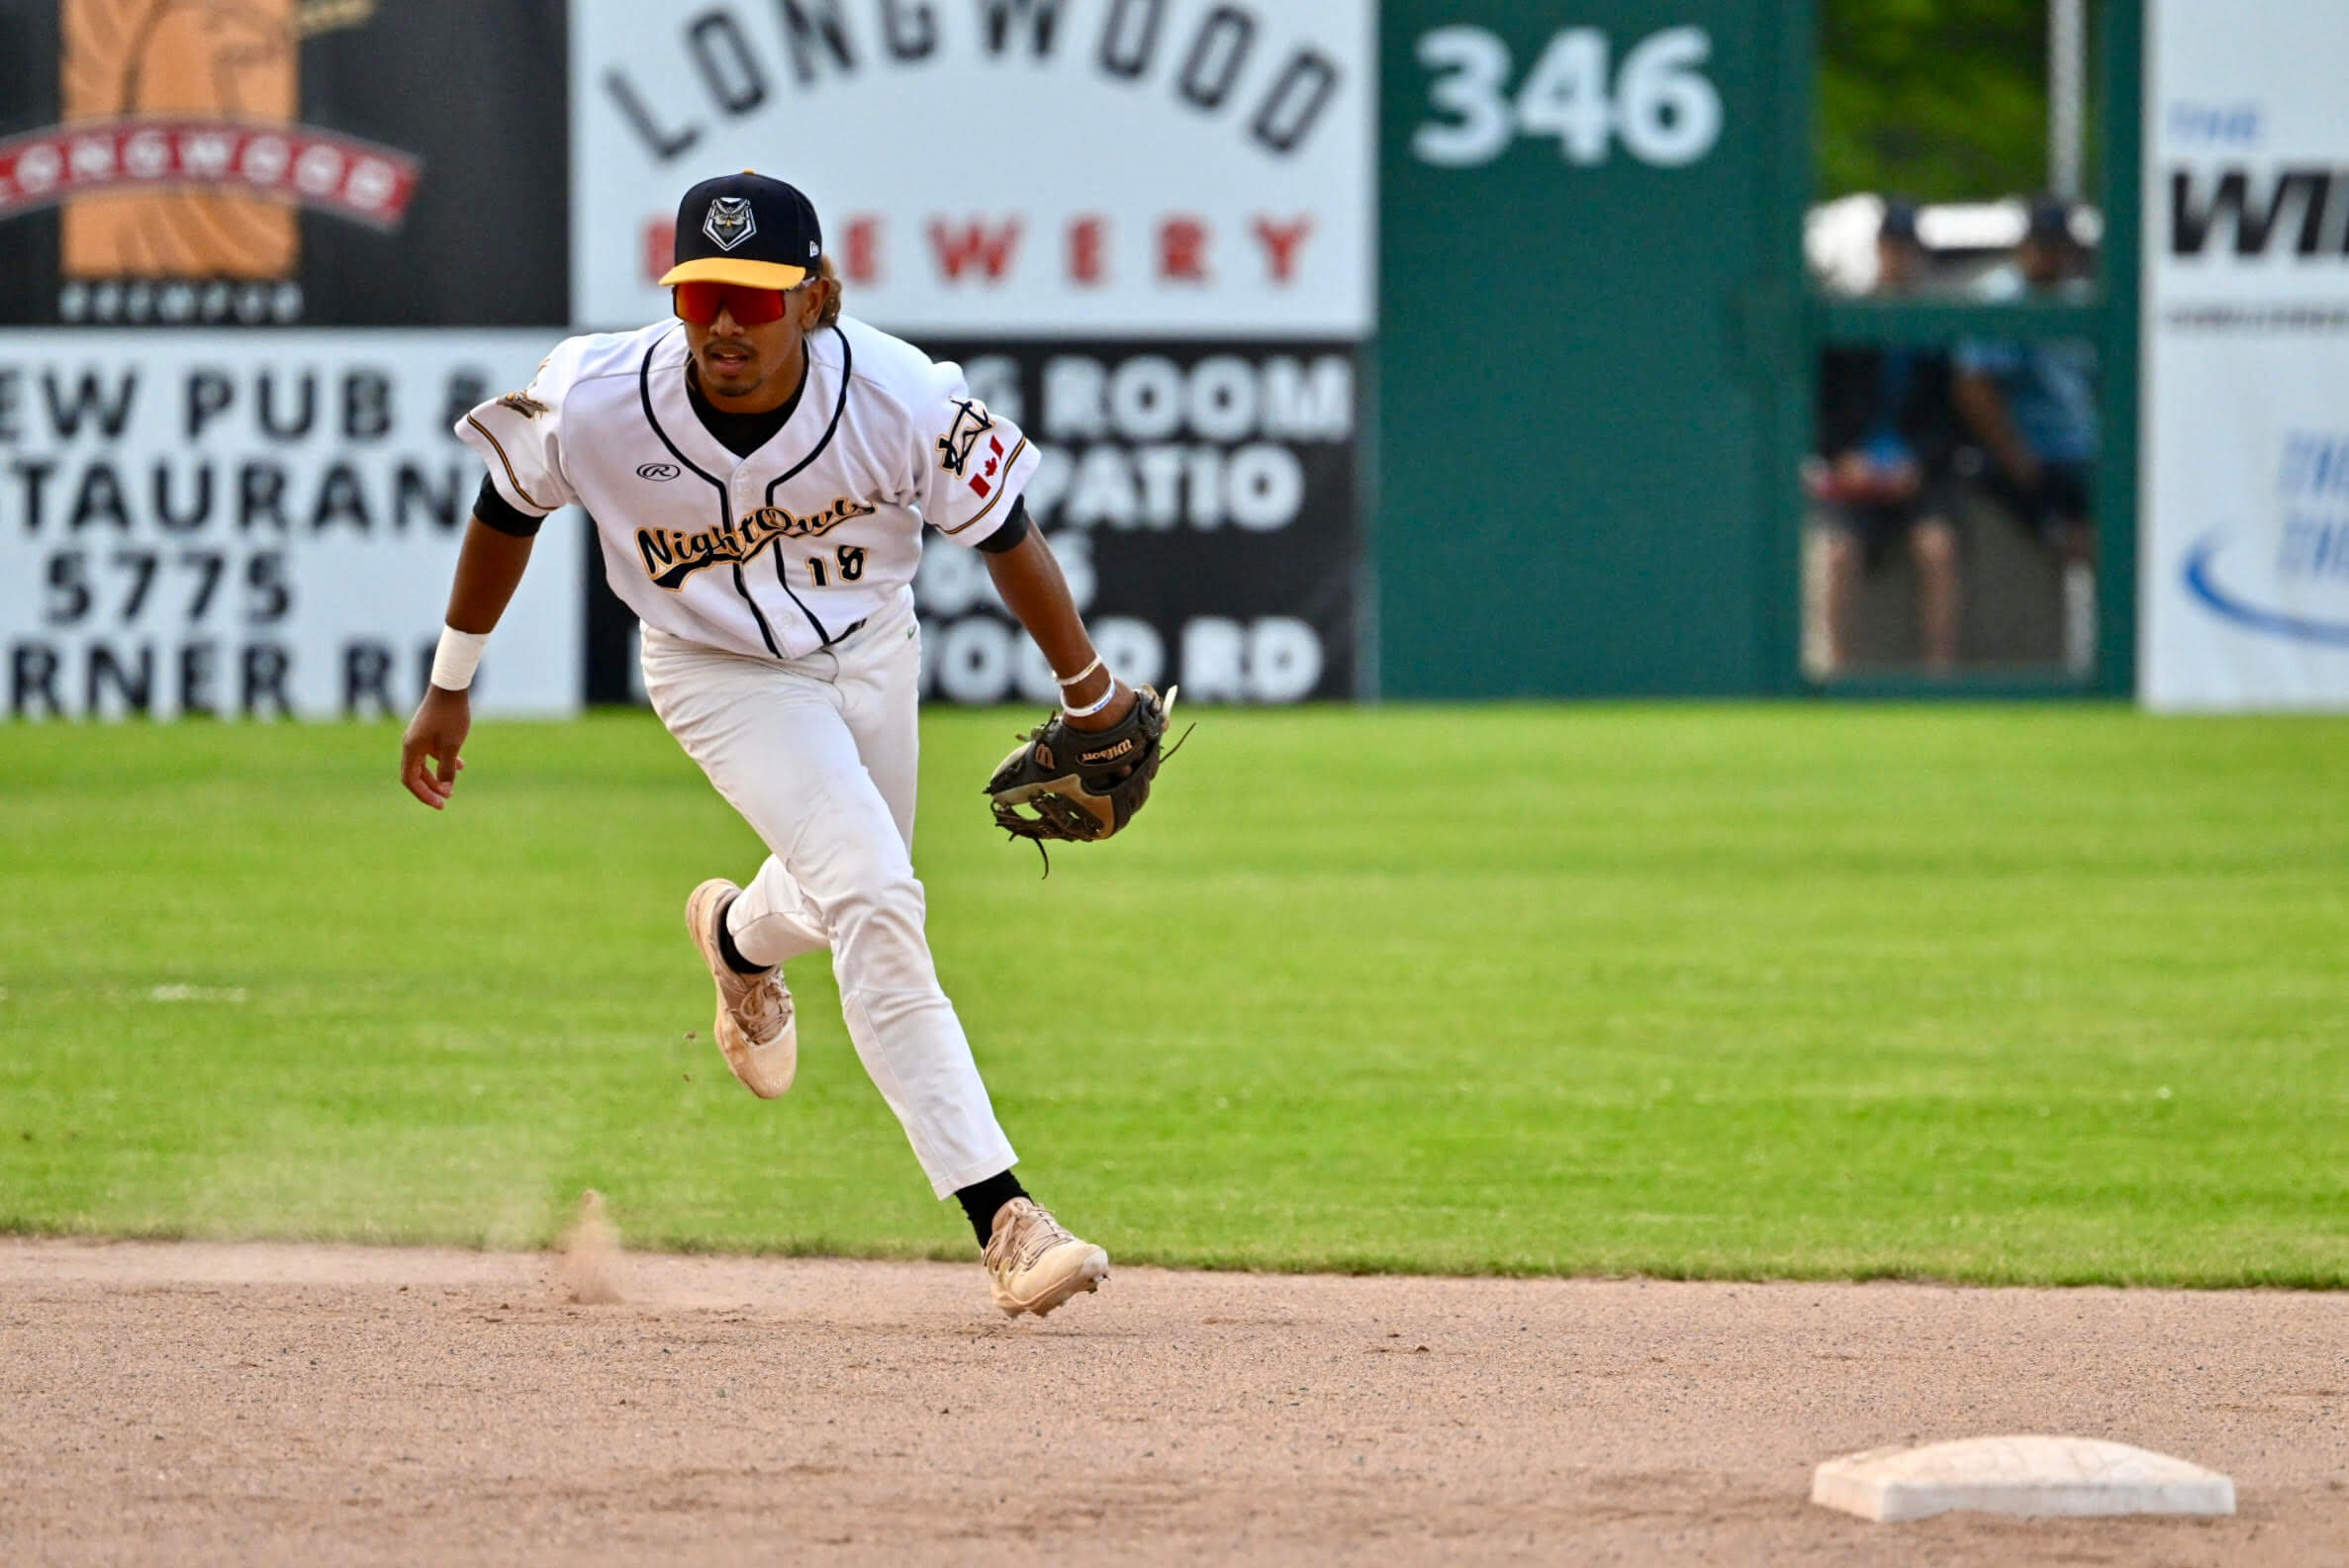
[2142,0,2349,708]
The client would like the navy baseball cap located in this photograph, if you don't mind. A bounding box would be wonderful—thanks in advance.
[660,171,823,291]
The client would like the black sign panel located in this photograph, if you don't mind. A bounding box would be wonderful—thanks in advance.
[581,337,1361,706]
[0,0,566,327]
[914,338,1360,704]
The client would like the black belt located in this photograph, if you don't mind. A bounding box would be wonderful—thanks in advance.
[822,617,867,649]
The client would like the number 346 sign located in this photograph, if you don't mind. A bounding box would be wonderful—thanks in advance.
[1413,24,1723,168]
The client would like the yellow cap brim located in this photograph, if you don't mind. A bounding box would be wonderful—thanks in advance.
[658,257,809,289]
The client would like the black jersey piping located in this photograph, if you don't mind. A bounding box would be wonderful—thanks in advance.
[731,562,785,656]
[771,547,834,647]
[637,327,782,659]
[765,325,853,502]
[759,325,858,648]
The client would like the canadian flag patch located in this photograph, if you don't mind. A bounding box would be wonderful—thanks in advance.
[969,435,1005,498]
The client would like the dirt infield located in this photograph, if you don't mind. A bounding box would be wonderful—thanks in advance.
[2,1239,2342,1565]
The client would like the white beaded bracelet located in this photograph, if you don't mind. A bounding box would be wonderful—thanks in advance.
[1061,678,1120,719]
[429,625,489,692]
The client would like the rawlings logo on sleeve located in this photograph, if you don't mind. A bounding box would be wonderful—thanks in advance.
[636,497,877,589]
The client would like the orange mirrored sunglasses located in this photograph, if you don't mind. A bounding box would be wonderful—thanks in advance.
[672,281,790,326]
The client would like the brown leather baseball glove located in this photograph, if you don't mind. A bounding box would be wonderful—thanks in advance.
[984,686,1176,851]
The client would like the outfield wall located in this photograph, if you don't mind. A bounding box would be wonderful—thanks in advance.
[6,0,2342,717]
[1376,0,1807,697]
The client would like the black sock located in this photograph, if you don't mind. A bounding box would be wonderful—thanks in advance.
[955,1169,1028,1247]
[713,895,770,976]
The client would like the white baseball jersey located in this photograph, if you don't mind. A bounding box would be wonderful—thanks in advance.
[454,316,1040,661]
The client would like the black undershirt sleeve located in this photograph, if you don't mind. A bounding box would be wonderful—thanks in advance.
[974,496,1032,554]
[472,474,546,538]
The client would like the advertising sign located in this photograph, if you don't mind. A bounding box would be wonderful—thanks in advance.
[2141,0,2349,709]
[0,0,567,327]
[572,0,1371,704]
[911,338,1357,702]
[570,0,1374,337]
[0,332,582,718]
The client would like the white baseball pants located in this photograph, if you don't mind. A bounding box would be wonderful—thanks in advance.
[639,586,1017,1197]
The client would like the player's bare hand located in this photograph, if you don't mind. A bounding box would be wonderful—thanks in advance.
[401,687,471,810]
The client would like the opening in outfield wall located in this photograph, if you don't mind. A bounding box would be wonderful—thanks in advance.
[1804,193,2103,680]
[1803,1,2123,683]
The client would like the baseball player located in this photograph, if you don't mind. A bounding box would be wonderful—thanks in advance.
[399,171,1169,1318]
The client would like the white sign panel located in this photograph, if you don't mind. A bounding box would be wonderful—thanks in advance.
[0,332,583,719]
[2142,0,2349,709]
[571,0,1374,336]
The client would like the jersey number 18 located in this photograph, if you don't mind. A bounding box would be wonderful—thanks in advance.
[805,545,867,588]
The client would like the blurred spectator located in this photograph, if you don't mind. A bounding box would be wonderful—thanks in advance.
[1810,201,1963,672]
[1952,196,2099,570]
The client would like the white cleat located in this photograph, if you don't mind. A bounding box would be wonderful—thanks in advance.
[983,1197,1109,1318]
[684,878,797,1099]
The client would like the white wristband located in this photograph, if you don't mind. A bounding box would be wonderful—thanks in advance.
[1055,655,1104,689]
[1061,677,1119,719]
[430,625,489,692]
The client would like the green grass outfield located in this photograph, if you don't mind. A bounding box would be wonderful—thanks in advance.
[2,706,2344,1287]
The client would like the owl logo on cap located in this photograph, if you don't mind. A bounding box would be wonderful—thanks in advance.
[703,197,756,251]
